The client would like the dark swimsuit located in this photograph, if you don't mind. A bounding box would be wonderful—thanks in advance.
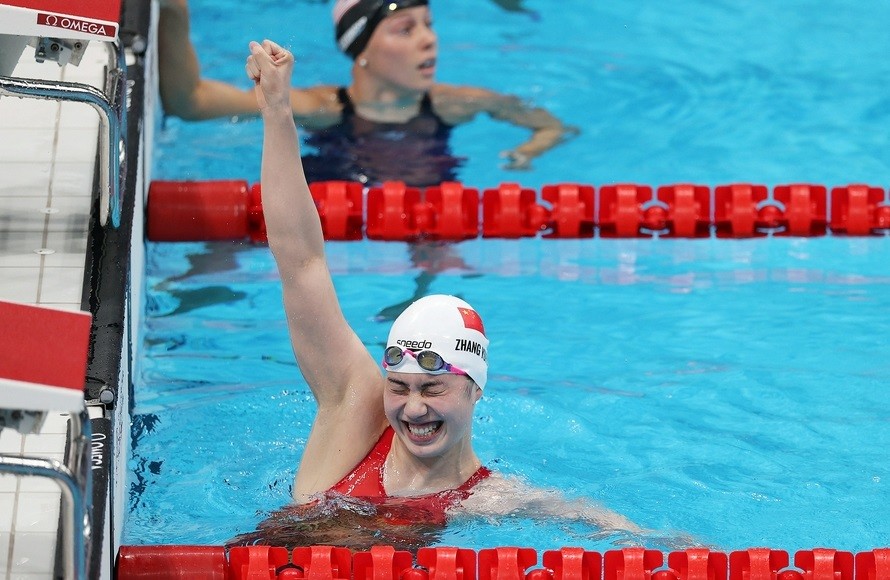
[328,426,491,525]
[301,87,464,188]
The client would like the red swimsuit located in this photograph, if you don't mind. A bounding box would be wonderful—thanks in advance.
[328,427,491,525]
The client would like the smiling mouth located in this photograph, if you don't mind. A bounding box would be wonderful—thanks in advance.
[418,58,436,71]
[405,420,442,440]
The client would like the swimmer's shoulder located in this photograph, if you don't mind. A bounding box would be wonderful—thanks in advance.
[430,83,512,124]
[291,84,348,130]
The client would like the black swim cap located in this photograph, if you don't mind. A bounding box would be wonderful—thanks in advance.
[333,0,430,60]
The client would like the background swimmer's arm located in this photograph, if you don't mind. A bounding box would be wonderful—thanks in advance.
[250,40,388,500]
[432,85,578,169]
[159,0,344,125]
[159,0,260,119]
[456,473,643,533]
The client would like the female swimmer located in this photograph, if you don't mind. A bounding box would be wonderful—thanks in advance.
[244,38,648,542]
[159,0,576,183]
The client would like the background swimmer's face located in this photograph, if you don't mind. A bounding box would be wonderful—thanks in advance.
[361,6,437,91]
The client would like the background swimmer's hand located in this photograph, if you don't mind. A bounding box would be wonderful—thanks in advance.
[245,40,294,113]
[499,125,581,170]
[500,149,532,170]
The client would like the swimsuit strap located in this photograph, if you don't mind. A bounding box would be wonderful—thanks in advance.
[327,427,392,497]
[456,465,492,493]
[419,92,453,127]
[336,86,355,116]
[419,92,435,115]
[369,427,394,493]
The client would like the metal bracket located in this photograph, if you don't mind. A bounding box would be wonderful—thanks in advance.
[32,36,90,67]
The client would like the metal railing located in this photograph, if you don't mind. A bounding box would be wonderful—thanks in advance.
[0,409,93,580]
[0,39,126,227]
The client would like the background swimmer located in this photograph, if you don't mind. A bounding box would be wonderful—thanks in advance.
[159,0,576,182]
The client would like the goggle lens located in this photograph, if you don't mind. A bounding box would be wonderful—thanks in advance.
[383,345,466,375]
[384,345,407,366]
[415,350,446,372]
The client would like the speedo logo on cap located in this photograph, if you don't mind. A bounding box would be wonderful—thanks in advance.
[396,339,432,350]
[455,339,487,361]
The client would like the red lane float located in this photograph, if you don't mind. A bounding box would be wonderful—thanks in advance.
[729,548,789,580]
[667,548,727,580]
[604,548,663,580]
[292,545,352,579]
[796,549,854,580]
[229,545,290,579]
[416,547,479,580]
[354,546,414,580]
[366,181,424,241]
[657,185,711,238]
[543,547,601,580]
[365,181,481,241]
[310,181,365,241]
[483,183,547,238]
[116,545,227,579]
[147,180,252,242]
[772,184,827,237]
[541,183,596,238]
[597,184,653,238]
[478,547,538,580]
[857,548,890,580]
[830,185,890,235]
[145,180,890,241]
[116,546,890,580]
[425,181,481,240]
[714,184,769,238]
[248,183,266,243]
[598,184,712,238]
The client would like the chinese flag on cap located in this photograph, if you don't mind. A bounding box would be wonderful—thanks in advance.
[458,307,485,335]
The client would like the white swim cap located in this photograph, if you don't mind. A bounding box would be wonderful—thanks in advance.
[385,294,489,389]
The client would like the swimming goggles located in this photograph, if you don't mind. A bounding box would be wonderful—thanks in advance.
[383,346,467,376]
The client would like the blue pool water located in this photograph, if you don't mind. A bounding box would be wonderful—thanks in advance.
[131,0,890,553]
[127,237,890,552]
[154,0,890,188]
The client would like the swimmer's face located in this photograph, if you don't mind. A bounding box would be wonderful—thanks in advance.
[383,371,481,460]
[361,6,437,91]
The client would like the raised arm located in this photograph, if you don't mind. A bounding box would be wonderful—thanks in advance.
[247,40,388,500]
[431,84,578,169]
